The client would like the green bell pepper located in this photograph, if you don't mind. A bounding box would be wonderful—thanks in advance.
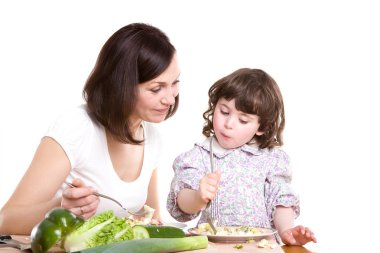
[31,208,84,253]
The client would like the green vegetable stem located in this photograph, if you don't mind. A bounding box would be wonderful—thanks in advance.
[74,236,209,253]
[31,208,84,253]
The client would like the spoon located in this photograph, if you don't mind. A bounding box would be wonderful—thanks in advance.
[64,182,149,216]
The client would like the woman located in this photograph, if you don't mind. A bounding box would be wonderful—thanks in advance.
[0,23,180,234]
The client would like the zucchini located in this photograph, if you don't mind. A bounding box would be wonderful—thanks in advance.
[74,236,208,253]
[132,225,185,239]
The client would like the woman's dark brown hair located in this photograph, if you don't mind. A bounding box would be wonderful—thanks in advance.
[202,68,285,149]
[83,23,178,144]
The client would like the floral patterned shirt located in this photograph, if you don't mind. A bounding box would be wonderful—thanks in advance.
[167,137,300,229]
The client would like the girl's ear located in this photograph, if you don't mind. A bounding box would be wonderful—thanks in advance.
[255,130,264,136]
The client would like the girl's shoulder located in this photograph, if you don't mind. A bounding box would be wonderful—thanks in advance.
[262,146,289,157]
[260,147,292,173]
[249,145,291,166]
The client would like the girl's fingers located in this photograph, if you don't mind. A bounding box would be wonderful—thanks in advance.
[281,230,296,245]
[286,226,317,245]
[208,171,222,181]
[206,176,220,187]
[304,227,317,242]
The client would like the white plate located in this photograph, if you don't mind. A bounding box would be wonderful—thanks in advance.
[162,222,187,229]
[188,226,277,243]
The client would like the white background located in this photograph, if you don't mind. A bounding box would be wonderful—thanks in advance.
[1,1,379,252]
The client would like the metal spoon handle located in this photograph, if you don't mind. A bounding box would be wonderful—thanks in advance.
[64,182,124,209]
[63,182,148,216]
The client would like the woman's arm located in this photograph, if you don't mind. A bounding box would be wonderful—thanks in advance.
[146,169,162,222]
[0,137,96,234]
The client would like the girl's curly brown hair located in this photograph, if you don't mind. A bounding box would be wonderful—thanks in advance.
[202,68,285,149]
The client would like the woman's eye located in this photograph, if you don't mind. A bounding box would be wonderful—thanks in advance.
[151,87,161,93]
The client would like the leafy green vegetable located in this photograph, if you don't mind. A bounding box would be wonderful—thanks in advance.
[63,210,133,252]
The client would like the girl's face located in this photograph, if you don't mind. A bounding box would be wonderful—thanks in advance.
[213,98,263,149]
[131,54,180,124]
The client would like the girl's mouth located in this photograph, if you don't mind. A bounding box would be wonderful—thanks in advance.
[220,133,231,140]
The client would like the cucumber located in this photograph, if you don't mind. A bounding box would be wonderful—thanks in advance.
[132,225,185,239]
[74,236,208,253]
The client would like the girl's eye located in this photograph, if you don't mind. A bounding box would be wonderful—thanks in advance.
[239,119,248,124]
[220,110,229,115]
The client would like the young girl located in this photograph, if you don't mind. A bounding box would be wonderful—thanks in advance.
[167,68,316,245]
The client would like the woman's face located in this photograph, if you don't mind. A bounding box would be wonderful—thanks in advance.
[131,54,180,124]
[213,98,263,149]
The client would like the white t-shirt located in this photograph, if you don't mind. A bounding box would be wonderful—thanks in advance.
[46,105,162,217]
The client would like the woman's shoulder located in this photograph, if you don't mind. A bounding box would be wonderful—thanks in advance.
[46,104,98,136]
[54,104,91,121]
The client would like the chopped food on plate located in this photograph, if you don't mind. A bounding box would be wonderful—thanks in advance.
[195,223,264,236]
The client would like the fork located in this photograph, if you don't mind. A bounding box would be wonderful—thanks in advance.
[204,137,218,235]
[64,182,149,216]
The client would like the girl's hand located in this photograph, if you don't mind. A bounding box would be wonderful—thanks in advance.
[61,178,100,219]
[198,170,222,205]
[280,225,317,246]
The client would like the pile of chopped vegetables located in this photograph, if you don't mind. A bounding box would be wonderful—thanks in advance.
[196,223,263,236]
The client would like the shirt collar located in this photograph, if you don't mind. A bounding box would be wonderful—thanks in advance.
[195,136,263,158]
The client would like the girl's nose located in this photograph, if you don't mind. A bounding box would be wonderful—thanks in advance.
[224,117,234,129]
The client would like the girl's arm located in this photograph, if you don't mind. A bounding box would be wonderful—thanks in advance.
[0,137,96,234]
[177,188,207,214]
[177,170,222,214]
[273,206,296,233]
[146,169,162,222]
[274,206,317,245]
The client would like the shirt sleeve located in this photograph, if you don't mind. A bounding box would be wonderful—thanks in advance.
[44,106,94,169]
[264,149,300,225]
[166,146,207,222]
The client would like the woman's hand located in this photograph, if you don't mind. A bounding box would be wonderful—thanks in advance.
[280,225,317,246]
[61,178,100,219]
[198,170,222,205]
